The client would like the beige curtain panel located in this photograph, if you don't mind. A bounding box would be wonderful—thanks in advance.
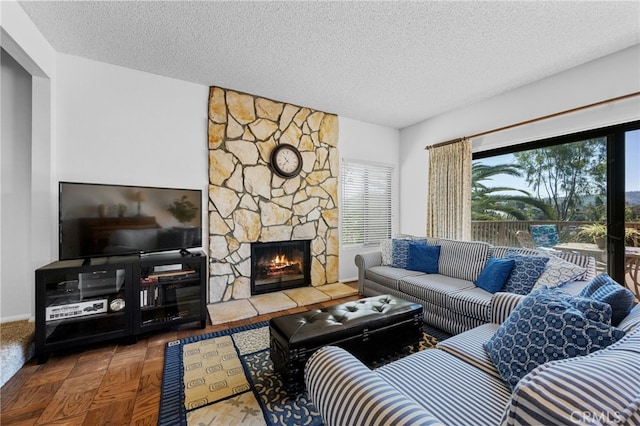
[426,138,472,240]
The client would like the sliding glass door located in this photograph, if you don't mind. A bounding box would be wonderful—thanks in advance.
[472,121,639,285]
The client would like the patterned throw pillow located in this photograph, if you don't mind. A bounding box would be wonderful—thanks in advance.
[503,251,549,295]
[391,238,426,269]
[406,243,441,274]
[551,251,591,280]
[380,239,393,266]
[474,257,515,293]
[529,224,559,248]
[484,288,625,391]
[578,273,635,326]
[533,253,587,289]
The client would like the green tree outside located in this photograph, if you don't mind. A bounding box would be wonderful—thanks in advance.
[513,138,606,221]
[472,163,554,221]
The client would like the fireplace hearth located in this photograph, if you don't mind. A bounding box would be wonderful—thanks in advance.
[251,240,311,295]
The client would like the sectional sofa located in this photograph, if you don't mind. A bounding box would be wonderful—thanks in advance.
[355,237,596,335]
[306,292,640,426]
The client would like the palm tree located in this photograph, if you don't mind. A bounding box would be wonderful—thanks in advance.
[472,163,555,220]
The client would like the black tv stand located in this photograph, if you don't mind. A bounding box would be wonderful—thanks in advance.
[35,250,207,363]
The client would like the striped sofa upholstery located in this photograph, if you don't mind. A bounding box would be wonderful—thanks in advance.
[305,346,445,426]
[305,294,640,426]
[356,239,596,335]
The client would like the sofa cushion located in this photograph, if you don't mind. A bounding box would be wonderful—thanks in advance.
[436,323,501,378]
[484,288,625,390]
[529,224,559,248]
[365,266,425,291]
[377,348,512,426]
[578,273,635,326]
[406,243,441,274]
[501,326,640,426]
[398,274,475,309]
[438,239,491,282]
[474,257,515,293]
[503,251,549,295]
[444,287,493,322]
[492,246,539,258]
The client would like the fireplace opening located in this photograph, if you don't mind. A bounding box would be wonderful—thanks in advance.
[251,240,311,295]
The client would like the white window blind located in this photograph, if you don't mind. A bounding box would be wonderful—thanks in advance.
[341,160,393,246]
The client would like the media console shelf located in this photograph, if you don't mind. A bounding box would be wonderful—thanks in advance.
[35,250,207,363]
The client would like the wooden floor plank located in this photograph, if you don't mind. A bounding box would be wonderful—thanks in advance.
[0,286,359,425]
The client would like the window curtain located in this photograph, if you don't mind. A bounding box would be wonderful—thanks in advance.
[426,138,472,240]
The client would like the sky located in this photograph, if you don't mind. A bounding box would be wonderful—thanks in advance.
[475,129,640,194]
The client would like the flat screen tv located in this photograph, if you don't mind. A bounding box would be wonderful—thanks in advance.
[59,182,203,260]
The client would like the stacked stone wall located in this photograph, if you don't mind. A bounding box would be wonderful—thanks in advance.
[207,87,339,302]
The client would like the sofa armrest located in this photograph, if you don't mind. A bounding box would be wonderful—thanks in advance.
[305,346,444,426]
[490,292,525,324]
[354,251,383,294]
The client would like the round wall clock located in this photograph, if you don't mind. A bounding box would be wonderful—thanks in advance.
[270,144,303,178]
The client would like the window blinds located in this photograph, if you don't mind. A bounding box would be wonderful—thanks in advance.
[341,160,393,246]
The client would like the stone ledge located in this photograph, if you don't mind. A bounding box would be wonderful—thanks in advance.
[207,283,358,325]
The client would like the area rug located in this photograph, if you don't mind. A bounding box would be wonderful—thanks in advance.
[159,321,442,425]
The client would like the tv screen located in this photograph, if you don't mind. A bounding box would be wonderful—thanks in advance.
[59,182,202,260]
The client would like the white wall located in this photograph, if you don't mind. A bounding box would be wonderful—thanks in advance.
[1,51,32,321]
[1,0,56,322]
[56,54,209,191]
[338,117,400,281]
[399,45,640,235]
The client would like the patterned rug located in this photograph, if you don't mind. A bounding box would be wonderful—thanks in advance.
[159,321,443,425]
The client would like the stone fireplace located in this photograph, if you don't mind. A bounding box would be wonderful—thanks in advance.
[207,87,339,303]
[250,240,311,295]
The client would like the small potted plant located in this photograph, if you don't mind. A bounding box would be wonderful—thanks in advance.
[625,227,640,247]
[578,223,607,249]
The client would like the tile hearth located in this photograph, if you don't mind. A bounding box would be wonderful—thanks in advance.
[207,282,358,325]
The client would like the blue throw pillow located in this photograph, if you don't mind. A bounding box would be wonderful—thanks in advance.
[503,251,549,295]
[406,243,441,274]
[484,288,625,391]
[474,257,515,293]
[392,238,426,268]
[578,273,634,326]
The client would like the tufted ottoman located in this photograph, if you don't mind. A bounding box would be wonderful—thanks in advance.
[269,294,423,390]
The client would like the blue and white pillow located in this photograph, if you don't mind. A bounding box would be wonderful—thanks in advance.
[579,273,635,326]
[533,253,587,289]
[392,238,426,269]
[529,224,559,248]
[503,251,549,295]
[484,288,625,390]
[380,239,393,266]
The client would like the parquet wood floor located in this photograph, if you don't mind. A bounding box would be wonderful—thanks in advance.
[0,290,360,425]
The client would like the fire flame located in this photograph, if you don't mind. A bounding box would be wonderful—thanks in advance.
[271,254,290,268]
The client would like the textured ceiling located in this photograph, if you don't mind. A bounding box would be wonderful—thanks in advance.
[18,1,640,129]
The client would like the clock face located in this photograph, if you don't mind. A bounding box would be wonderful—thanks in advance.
[271,144,303,178]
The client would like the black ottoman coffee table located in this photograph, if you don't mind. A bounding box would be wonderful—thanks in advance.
[269,294,423,390]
